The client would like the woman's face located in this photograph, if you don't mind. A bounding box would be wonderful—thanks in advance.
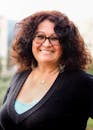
[32,20,62,65]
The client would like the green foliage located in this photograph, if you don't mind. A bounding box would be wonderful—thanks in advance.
[88,63,93,74]
[87,118,93,127]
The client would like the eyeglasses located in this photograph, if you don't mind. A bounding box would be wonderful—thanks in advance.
[33,32,60,46]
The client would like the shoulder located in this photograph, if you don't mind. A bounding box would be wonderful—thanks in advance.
[10,70,31,83]
[61,69,93,84]
[63,69,92,77]
[2,70,31,103]
[8,70,31,91]
[3,70,31,101]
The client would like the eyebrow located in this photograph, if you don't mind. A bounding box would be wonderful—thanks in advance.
[35,31,58,36]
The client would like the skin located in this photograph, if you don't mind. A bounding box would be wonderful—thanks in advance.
[32,20,63,70]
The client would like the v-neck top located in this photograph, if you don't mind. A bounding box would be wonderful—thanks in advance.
[0,70,93,130]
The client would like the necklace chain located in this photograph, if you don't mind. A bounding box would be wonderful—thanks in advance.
[33,66,62,85]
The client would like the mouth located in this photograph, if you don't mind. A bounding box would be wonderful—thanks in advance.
[40,49,54,54]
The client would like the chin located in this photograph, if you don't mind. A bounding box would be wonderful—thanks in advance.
[39,59,53,63]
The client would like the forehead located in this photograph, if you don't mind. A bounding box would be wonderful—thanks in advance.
[35,31,57,37]
[36,20,55,35]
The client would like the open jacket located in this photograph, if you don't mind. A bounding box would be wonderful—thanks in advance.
[0,70,93,130]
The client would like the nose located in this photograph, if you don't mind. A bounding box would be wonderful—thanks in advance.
[42,38,52,46]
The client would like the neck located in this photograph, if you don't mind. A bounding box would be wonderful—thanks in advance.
[30,64,60,86]
[35,64,60,74]
[32,64,59,86]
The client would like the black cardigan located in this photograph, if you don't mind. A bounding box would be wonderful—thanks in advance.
[0,70,93,130]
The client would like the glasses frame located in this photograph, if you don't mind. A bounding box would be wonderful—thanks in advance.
[33,32,60,46]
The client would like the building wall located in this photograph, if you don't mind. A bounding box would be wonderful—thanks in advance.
[0,16,8,75]
[76,19,93,56]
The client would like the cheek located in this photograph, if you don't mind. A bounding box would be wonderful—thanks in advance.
[32,42,38,52]
[32,42,41,58]
[32,43,34,53]
[32,42,37,56]
[57,46,63,57]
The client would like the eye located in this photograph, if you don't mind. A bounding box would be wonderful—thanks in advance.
[50,36,59,41]
[36,34,45,40]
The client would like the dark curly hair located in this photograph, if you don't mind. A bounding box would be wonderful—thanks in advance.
[10,10,92,72]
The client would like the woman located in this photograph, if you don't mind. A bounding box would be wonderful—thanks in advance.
[0,10,93,130]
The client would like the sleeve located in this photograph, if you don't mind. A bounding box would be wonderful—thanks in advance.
[89,74,93,118]
[0,123,4,130]
[2,87,11,104]
[2,70,29,104]
[2,72,20,104]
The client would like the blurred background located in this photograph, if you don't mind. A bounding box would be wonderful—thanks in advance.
[0,0,93,129]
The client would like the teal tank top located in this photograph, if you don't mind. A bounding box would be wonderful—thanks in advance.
[14,99,39,114]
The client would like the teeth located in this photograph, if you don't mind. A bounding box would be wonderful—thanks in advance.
[40,49,51,52]
[40,50,51,54]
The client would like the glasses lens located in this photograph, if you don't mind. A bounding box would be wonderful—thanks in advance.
[49,35,59,45]
[34,33,45,44]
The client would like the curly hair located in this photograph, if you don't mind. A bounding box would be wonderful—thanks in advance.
[10,10,92,72]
